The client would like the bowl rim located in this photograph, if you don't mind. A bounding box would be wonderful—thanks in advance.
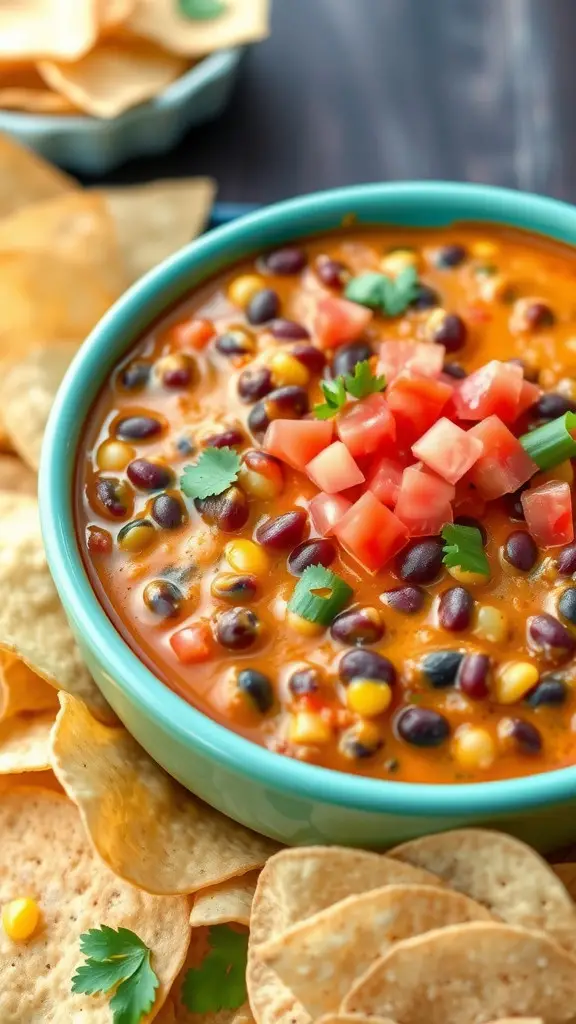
[40,180,576,818]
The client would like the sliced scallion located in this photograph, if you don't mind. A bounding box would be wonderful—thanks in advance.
[287,564,353,626]
[519,412,576,470]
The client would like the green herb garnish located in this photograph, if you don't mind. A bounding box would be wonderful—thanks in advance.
[441,524,490,577]
[313,360,385,419]
[178,0,226,19]
[519,412,576,470]
[181,925,248,1013]
[313,375,348,419]
[288,564,353,626]
[72,926,158,1024]
[181,446,241,500]
[344,265,420,317]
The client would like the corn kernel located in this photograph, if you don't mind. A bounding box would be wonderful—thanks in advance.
[474,605,509,643]
[225,539,270,576]
[452,725,496,771]
[479,273,514,302]
[2,898,40,941]
[238,452,284,500]
[533,460,574,487]
[228,274,265,308]
[424,307,448,340]
[97,440,135,471]
[448,566,490,586]
[346,679,392,718]
[269,352,310,388]
[117,519,156,554]
[286,611,324,636]
[380,249,419,275]
[289,710,332,745]
[471,240,499,260]
[496,662,540,704]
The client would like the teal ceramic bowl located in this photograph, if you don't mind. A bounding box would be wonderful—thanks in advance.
[40,182,576,851]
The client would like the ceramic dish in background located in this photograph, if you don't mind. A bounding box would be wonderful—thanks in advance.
[0,48,243,176]
[40,181,576,850]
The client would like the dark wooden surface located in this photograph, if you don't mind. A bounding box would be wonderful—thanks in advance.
[95,0,575,203]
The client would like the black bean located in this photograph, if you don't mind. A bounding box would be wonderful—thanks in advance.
[246,288,280,324]
[443,362,467,380]
[269,318,310,340]
[504,530,538,572]
[457,653,490,699]
[263,247,307,275]
[339,650,396,685]
[396,538,444,584]
[254,511,307,550]
[210,573,259,603]
[339,723,382,759]
[410,284,439,310]
[454,515,487,545]
[237,668,274,712]
[332,341,373,378]
[382,585,425,615]
[216,329,255,358]
[151,493,186,530]
[431,313,467,352]
[143,579,182,618]
[522,301,555,330]
[290,343,326,374]
[422,650,464,689]
[533,392,576,420]
[216,608,260,650]
[159,354,197,390]
[436,243,467,267]
[330,606,384,646]
[95,478,131,518]
[127,459,174,492]
[558,587,576,626]
[504,717,543,754]
[288,667,321,696]
[204,427,245,449]
[288,539,336,575]
[505,487,527,521]
[237,366,273,403]
[120,362,150,390]
[195,486,249,532]
[264,385,309,420]
[525,674,568,707]
[527,613,576,662]
[438,587,473,631]
[315,255,350,289]
[556,543,576,576]
[116,415,162,441]
[396,706,450,747]
[247,402,270,441]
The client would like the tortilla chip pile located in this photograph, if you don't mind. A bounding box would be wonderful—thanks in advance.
[0,0,270,119]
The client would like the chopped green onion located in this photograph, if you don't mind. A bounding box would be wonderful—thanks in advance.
[441,524,490,576]
[519,412,576,470]
[288,565,353,626]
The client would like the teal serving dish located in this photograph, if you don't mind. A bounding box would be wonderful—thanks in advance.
[40,182,576,850]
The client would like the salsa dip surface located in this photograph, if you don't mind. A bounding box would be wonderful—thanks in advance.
[77,224,576,785]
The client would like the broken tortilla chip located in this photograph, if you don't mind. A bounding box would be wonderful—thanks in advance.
[0,492,114,721]
[50,693,278,896]
[191,871,258,929]
[258,884,492,1019]
[0,712,53,772]
[126,0,270,57]
[0,67,78,112]
[341,922,576,1024]
[0,786,190,1022]
[98,0,136,30]
[0,131,76,218]
[102,178,216,282]
[0,653,59,720]
[0,455,36,494]
[0,1,98,63]
[388,829,576,952]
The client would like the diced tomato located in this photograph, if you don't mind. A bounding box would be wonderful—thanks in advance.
[170,622,213,664]
[336,393,396,457]
[166,317,215,350]
[309,493,352,535]
[386,373,453,443]
[313,295,373,350]
[466,415,538,500]
[264,419,333,471]
[333,492,409,572]
[521,481,574,548]
[412,418,484,485]
[366,456,404,507]
[394,465,454,536]
[306,441,365,493]
[515,378,543,418]
[451,360,523,423]
[378,341,445,382]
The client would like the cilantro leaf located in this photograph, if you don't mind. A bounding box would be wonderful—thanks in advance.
[344,360,386,399]
[313,375,347,420]
[180,447,241,500]
[178,0,226,20]
[344,266,419,317]
[441,523,490,576]
[72,926,158,1024]
[181,925,248,1014]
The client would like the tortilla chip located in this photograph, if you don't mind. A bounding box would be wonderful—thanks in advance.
[0,66,78,112]
[50,693,279,896]
[126,0,270,56]
[102,178,216,282]
[317,1018,398,1024]
[191,871,258,929]
[99,0,136,30]
[0,653,59,720]
[0,131,76,218]
[0,767,62,793]
[0,712,53,772]
[0,786,190,1022]
[0,455,36,494]
[486,1020,543,1024]
[389,828,576,952]
[258,884,492,1019]
[0,1,98,63]
[0,492,114,722]
[39,39,188,119]
[0,343,78,470]
[341,922,576,1024]
[248,847,442,1024]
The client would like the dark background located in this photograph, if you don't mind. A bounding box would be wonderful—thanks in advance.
[99,0,572,203]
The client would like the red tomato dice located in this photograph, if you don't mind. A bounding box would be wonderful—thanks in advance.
[451,360,523,423]
[386,373,453,443]
[521,481,574,548]
[166,317,215,350]
[333,491,409,572]
[170,622,213,664]
[366,456,404,506]
[336,393,396,457]
[515,378,543,418]
[378,340,445,382]
[394,465,454,536]
[309,492,352,535]
[466,415,538,499]
[313,295,373,350]
[264,418,333,471]
[306,441,365,493]
[412,417,484,485]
